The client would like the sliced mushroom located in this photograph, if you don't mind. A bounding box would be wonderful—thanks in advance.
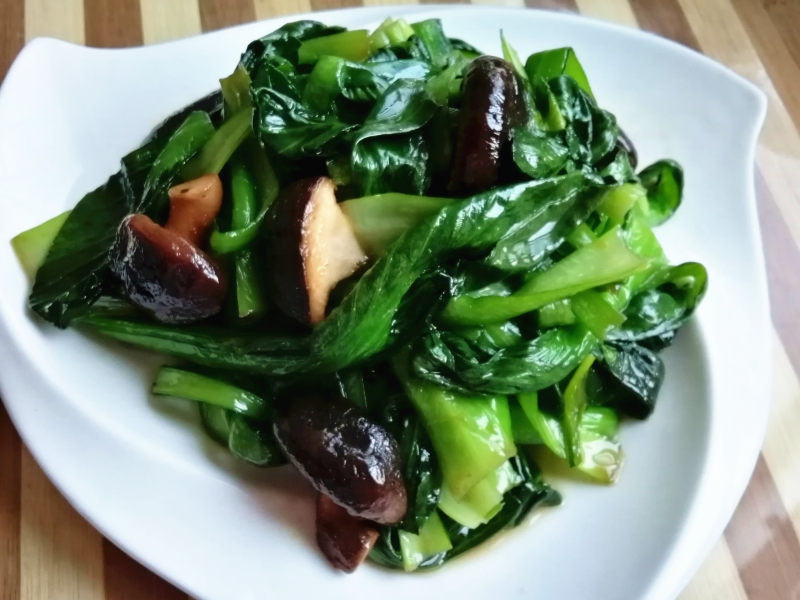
[109,174,227,323]
[449,56,524,194]
[273,394,407,525]
[316,493,379,573]
[267,176,367,326]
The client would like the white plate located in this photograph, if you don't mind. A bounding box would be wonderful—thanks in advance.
[0,6,769,600]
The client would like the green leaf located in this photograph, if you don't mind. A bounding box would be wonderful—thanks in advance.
[152,366,271,419]
[397,366,516,500]
[312,174,601,371]
[11,211,70,279]
[239,21,345,74]
[638,159,683,226]
[526,47,594,99]
[339,193,454,255]
[444,226,650,326]
[412,325,598,395]
[297,29,370,64]
[593,342,665,419]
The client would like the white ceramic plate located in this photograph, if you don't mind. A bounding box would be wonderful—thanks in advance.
[0,6,768,600]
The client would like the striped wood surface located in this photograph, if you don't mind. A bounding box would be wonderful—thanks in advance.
[1,0,799,598]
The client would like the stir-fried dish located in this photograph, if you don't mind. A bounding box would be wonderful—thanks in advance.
[12,17,707,573]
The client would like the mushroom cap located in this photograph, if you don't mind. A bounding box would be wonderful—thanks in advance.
[449,56,523,194]
[273,394,407,525]
[110,213,227,323]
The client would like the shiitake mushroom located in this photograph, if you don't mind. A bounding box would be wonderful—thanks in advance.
[449,56,525,194]
[109,174,227,324]
[273,394,407,525]
[266,176,367,326]
[315,493,379,573]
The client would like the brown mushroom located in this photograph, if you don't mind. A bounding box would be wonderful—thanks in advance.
[266,176,367,326]
[316,493,379,573]
[273,394,407,525]
[109,174,228,324]
[449,56,525,194]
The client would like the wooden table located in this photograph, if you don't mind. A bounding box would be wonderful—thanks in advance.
[1,0,798,598]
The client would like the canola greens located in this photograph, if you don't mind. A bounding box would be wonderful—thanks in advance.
[13,17,706,572]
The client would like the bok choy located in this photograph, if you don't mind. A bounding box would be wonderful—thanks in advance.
[12,16,706,574]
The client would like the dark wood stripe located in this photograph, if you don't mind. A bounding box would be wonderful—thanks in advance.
[0,0,23,84]
[309,0,360,11]
[725,455,800,599]
[755,168,800,375]
[731,0,800,134]
[524,0,579,12]
[629,0,700,51]
[763,0,800,76]
[198,0,255,32]
[103,539,188,600]
[0,405,21,600]
[84,0,143,47]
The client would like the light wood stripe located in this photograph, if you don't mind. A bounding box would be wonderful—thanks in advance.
[24,0,84,43]
[139,0,202,45]
[20,448,104,600]
[679,539,748,600]
[253,0,313,19]
[84,0,143,48]
[0,406,21,600]
[199,0,255,33]
[574,0,638,28]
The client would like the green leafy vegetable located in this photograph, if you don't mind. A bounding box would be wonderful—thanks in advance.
[313,174,603,371]
[637,159,683,226]
[16,17,709,573]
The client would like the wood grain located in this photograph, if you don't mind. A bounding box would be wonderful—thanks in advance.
[762,335,800,540]
[0,405,21,600]
[84,0,143,47]
[0,0,24,83]
[19,449,104,600]
[629,0,698,50]
[103,540,188,600]
[523,0,578,11]
[253,0,313,19]
[731,0,800,134]
[574,0,638,27]
[24,0,84,43]
[726,456,800,600]
[680,540,748,600]
[199,0,255,33]
[138,0,201,44]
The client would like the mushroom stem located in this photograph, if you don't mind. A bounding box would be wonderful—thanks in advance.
[166,173,223,246]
